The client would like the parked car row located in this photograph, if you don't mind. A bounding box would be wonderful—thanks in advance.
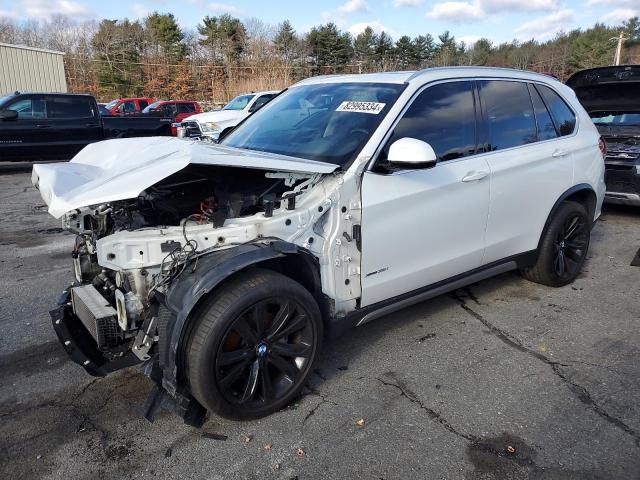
[32,67,608,427]
[0,92,174,162]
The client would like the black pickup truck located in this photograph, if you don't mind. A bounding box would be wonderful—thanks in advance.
[0,92,173,162]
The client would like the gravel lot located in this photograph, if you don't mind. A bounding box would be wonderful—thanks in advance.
[1,161,639,480]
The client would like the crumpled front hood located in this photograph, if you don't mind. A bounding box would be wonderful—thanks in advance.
[183,110,244,124]
[32,136,338,218]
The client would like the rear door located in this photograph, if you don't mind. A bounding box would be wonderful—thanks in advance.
[0,94,52,160]
[175,102,197,122]
[479,80,574,264]
[46,95,102,159]
[360,80,491,306]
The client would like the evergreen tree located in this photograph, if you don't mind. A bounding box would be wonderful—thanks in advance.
[145,12,186,63]
[305,23,352,72]
[274,20,299,62]
[198,14,246,64]
[395,35,413,69]
[411,34,435,67]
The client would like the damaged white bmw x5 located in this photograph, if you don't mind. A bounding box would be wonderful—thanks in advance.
[33,68,605,425]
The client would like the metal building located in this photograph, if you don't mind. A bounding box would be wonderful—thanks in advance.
[0,43,67,95]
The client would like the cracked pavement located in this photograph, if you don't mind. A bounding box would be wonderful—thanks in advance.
[1,163,639,479]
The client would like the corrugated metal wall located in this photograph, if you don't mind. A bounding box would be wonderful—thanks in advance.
[0,43,67,95]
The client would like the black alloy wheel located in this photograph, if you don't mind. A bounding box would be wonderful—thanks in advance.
[521,200,591,287]
[215,297,315,408]
[553,213,588,280]
[185,269,322,419]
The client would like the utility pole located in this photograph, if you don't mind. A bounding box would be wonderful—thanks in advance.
[610,32,629,66]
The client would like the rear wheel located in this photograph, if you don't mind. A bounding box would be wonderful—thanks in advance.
[185,269,322,419]
[521,201,591,287]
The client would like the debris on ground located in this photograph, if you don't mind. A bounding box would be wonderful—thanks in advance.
[631,248,640,267]
[296,447,306,458]
[338,365,348,371]
[264,443,273,450]
[241,435,252,444]
[506,445,516,454]
[202,432,228,441]
[272,463,281,471]
[355,418,365,428]
[418,333,436,342]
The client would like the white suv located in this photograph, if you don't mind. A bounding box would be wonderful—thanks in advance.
[179,90,280,141]
[33,67,605,425]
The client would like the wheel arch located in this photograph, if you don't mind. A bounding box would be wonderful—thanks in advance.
[156,239,327,394]
[537,183,597,253]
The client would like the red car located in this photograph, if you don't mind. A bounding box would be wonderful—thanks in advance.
[143,101,202,135]
[105,97,154,115]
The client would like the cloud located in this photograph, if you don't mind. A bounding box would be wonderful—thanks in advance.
[19,0,91,20]
[208,2,244,15]
[600,8,638,23]
[426,1,485,22]
[322,0,368,26]
[426,0,559,23]
[458,35,482,45]
[393,0,424,7]
[586,0,636,6]
[515,9,574,41]
[0,8,19,19]
[348,20,399,38]
[481,0,559,13]
[131,3,149,19]
[337,0,369,15]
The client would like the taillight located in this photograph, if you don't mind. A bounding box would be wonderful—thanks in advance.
[598,137,607,158]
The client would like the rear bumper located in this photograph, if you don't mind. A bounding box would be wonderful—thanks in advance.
[604,162,640,206]
[50,289,140,377]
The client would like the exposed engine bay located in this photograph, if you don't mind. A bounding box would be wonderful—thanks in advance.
[64,164,326,360]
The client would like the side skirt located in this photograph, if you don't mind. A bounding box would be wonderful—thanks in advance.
[332,250,537,334]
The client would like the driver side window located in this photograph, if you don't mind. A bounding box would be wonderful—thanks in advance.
[8,97,47,119]
[387,81,477,162]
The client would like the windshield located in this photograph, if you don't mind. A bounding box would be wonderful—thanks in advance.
[143,102,160,113]
[223,94,255,111]
[221,82,405,166]
[592,112,640,125]
[0,95,12,108]
[105,100,119,109]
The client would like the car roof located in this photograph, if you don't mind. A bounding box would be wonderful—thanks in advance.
[294,67,562,87]
[155,100,199,104]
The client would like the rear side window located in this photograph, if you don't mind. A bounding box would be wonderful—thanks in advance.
[139,100,149,110]
[389,81,477,161]
[528,84,558,141]
[48,97,94,119]
[479,80,536,151]
[536,85,576,136]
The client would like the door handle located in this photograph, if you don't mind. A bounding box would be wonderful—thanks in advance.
[461,170,489,182]
[552,149,569,158]
[35,124,51,128]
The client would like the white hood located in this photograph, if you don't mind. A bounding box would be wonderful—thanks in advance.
[32,136,338,218]
[184,109,244,124]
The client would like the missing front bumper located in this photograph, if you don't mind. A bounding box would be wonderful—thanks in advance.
[50,289,140,377]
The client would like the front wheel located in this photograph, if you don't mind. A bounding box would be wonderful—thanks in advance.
[185,269,323,420]
[521,201,591,287]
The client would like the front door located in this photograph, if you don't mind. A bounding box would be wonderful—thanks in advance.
[0,94,52,161]
[360,80,491,306]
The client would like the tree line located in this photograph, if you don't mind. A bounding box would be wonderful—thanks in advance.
[1,13,639,104]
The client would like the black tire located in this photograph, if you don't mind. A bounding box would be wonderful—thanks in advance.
[184,269,323,420]
[521,201,591,287]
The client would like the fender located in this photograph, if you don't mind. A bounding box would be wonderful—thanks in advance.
[536,183,596,253]
[155,239,302,395]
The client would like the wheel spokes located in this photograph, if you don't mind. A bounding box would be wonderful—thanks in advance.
[259,357,274,402]
[564,216,580,240]
[220,358,251,387]
[240,359,260,403]
[270,342,311,358]
[268,353,300,382]
[233,316,259,344]
[253,302,268,338]
[266,301,291,339]
[555,250,566,276]
[219,348,253,367]
[268,312,308,342]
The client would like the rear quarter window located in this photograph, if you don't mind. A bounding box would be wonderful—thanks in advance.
[48,97,95,119]
[536,85,576,136]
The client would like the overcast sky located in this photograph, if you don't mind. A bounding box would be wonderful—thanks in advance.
[0,0,637,44]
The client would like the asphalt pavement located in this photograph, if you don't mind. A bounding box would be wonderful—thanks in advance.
[1,162,639,480]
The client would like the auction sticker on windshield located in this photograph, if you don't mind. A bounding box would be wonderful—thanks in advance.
[336,101,386,114]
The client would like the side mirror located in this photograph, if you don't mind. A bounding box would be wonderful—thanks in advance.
[0,109,18,121]
[387,138,437,169]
